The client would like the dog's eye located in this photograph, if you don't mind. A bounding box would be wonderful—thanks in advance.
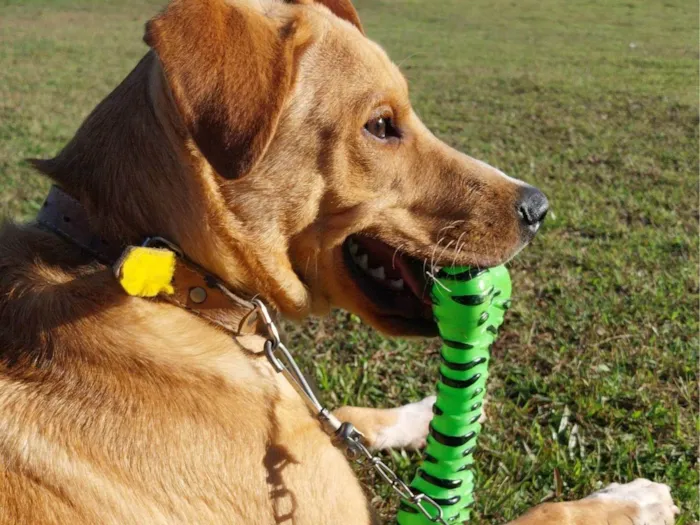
[365,116,398,140]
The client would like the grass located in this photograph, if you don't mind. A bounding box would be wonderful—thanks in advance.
[1,0,698,522]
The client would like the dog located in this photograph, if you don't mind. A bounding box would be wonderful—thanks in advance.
[0,0,678,523]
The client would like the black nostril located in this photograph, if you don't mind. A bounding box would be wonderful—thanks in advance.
[517,186,549,226]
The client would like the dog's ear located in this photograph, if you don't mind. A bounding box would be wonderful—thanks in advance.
[310,0,363,33]
[144,0,311,179]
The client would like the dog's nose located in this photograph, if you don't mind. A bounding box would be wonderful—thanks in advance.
[517,185,549,230]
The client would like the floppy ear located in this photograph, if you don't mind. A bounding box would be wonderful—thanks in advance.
[310,0,363,33]
[144,0,310,179]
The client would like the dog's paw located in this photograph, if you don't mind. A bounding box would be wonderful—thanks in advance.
[586,478,679,525]
[372,395,435,450]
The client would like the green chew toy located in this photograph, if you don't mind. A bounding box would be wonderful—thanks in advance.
[397,265,512,524]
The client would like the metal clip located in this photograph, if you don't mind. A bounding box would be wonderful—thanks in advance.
[252,298,281,348]
[334,422,365,453]
[263,339,285,373]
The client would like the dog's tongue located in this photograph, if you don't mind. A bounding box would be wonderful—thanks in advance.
[393,253,432,304]
[353,236,432,305]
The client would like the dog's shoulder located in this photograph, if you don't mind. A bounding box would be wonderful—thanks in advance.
[0,222,286,524]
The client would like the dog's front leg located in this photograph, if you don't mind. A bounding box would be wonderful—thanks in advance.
[332,394,491,450]
[507,479,678,525]
[333,396,436,450]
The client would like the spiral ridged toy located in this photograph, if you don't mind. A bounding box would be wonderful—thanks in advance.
[397,265,512,524]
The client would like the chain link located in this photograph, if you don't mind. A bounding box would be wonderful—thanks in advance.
[252,299,449,525]
[343,429,449,524]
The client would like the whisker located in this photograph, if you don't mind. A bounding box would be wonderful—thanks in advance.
[435,239,455,271]
[451,231,467,267]
[424,235,446,298]
[391,243,407,269]
[427,237,444,277]
[430,240,442,274]
[425,269,452,293]
[436,221,462,237]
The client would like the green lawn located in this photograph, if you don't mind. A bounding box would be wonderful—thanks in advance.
[1,0,698,522]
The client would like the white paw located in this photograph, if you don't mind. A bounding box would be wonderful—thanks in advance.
[372,395,436,450]
[586,478,680,525]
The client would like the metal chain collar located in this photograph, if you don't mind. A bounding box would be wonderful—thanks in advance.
[252,299,449,525]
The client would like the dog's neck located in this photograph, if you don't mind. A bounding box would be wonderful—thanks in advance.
[31,51,311,320]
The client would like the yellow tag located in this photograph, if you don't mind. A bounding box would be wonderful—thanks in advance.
[116,246,176,297]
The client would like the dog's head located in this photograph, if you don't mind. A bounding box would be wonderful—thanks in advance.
[142,0,548,336]
[44,0,547,337]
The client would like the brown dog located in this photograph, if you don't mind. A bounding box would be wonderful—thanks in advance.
[0,0,678,523]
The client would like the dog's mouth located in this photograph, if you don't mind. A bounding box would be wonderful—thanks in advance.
[341,234,439,336]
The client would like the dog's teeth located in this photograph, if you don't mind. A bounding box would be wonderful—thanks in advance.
[388,278,404,291]
[357,254,368,270]
[434,265,443,272]
[368,266,386,280]
[349,243,359,256]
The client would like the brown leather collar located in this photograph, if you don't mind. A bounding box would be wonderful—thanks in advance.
[36,185,262,335]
